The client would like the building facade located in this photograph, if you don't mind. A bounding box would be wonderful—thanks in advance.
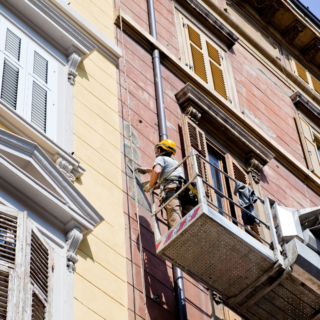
[0,0,127,319]
[115,0,320,319]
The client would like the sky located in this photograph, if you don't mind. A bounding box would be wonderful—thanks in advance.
[299,0,320,20]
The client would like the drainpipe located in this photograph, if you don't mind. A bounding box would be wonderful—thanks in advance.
[146,1,187,319]
[147,0,168,141]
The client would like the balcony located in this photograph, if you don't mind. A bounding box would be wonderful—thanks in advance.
[150,152,320,320]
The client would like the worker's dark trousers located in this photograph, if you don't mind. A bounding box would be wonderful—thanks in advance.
[164,183,194,228]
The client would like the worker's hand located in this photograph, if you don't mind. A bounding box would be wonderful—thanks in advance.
[135,167,150,175]
[143,183,152,193]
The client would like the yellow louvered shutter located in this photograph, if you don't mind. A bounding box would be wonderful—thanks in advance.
[181,114,216,204]
[207,42,227,99]
[295,113,320,177]
[294,61,309,84]
[311,75,320,95]
[187,25,208,83]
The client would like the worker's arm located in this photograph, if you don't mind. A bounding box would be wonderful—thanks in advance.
[143,165,162,192]
[149,165,162,187]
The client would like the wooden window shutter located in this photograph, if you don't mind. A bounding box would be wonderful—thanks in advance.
[181,114,216,203]
[24,220,52,320]
[294,61,309,84]
[225,154,248,230]
[207,42,227,99]
[295,113,320,177]
[186,25,208,83]
[311,75,320,95]
[1,59,19,110]
[0,206,26,319]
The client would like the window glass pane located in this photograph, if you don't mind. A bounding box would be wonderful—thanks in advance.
[208,152,224,213]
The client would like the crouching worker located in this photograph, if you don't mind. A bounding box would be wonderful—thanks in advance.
[136,139,197,228]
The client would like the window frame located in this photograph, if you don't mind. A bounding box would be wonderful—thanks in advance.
[175,8,235,104]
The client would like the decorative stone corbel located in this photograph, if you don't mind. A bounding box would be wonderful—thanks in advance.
[283,22,305,44]
[247,157,264,184]
[260,1,282,22]
[56,157,76,181]
[66,228,83,272]
[303,40,320,62]
[68,53,81,85]
[184,106,201,123]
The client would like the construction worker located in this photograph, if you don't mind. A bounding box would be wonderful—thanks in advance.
[136,139,195,228]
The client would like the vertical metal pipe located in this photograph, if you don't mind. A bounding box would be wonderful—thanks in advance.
[147,0,168,141]
[173,266,188,319]
[153,50,168,141]
[147,0,185,318]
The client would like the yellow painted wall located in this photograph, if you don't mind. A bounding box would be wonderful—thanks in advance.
[70,0,115,42]
[72,49,127,320]
[0,122,15,133]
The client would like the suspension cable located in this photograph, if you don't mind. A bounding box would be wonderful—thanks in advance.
[117,3,149,319]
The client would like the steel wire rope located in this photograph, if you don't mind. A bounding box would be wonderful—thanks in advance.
[117,2,149,319]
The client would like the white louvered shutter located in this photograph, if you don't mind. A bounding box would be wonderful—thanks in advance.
[23,220,52,320]
[0,19,27,114]
[0,205,26,320]
[26,43,57,140]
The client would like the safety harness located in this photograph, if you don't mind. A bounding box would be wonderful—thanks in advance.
[159,176,198,207]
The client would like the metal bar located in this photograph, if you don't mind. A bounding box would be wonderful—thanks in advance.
[151,154,192,191]
[207,200,271,247]
[227,262,282,307]
[203,180,269,229]
[152,174,198,217]
[197,154,265,204]
[237,269,291,313]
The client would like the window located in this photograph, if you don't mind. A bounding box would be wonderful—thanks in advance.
[296,113,320,178]
[0,205,53,319]
[177,12,228,100]
[290,58,320,96]
[181,114,262,238]
[0,17,57,140]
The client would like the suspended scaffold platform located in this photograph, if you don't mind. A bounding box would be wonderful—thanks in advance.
[150,151,320,320]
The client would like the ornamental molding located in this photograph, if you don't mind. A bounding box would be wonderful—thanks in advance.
[247,156,264,184]
[283,21,305,44]
[66,228,83,272]
[0,129,104,234]
[56,157,76,181]
[67,53,81,85]
[303,40,320,62]
[184,106,201,123]
[260,1,282,22]
[176,83,274,164]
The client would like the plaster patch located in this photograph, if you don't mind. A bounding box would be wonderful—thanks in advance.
[253,65,290,96]
[166,121,176,130]
[242,106,277,138]
[123,121,139,146]
[124,141,140,161]
[238,83,244,91]
[243,65,257,77]
[289,145,304,158]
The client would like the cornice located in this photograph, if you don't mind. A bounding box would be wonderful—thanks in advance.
[0,0,121,63]
[291,91,320,125]
[0,129,104,234]
[174,0,239,48]
[176,83,275,164]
